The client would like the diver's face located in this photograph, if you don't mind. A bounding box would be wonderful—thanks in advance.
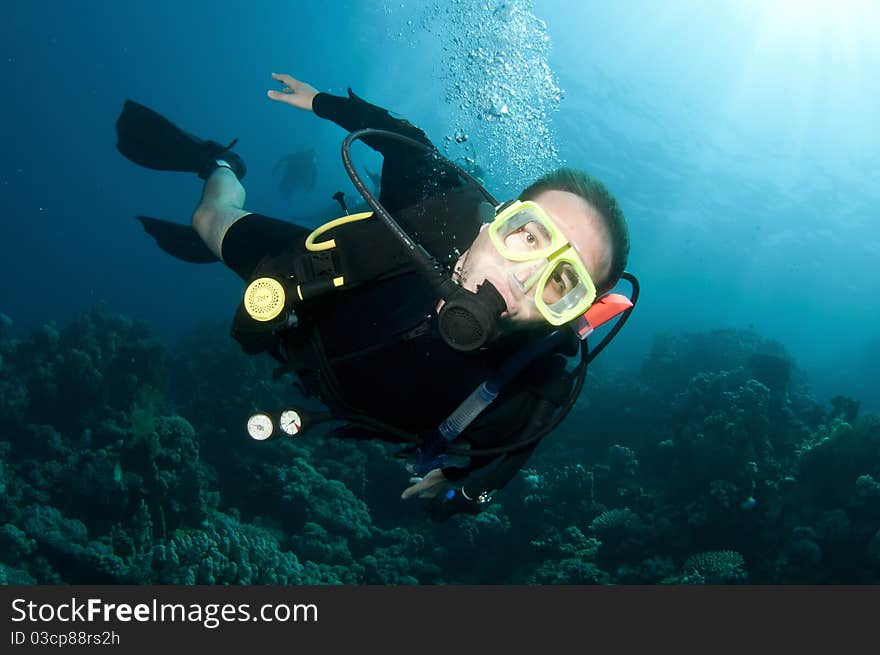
[455,190,612,327]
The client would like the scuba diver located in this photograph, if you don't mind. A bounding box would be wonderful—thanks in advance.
[115,71,636,521]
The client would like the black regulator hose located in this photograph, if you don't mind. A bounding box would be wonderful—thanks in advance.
[341,129,506,351]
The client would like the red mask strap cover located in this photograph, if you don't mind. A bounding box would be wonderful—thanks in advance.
[575,293,633,340]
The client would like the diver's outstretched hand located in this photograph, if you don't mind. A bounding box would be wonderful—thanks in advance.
[267,73,318,111]
[401,468,447,500]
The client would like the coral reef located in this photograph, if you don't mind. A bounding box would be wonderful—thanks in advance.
[677,550,747,584]
[1,312,878,584]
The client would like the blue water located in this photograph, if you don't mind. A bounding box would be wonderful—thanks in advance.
[2,0,878,412]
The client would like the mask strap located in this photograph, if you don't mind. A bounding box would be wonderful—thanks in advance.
[493,199,518,215]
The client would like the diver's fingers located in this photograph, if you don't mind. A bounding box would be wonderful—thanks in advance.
[267,89,293,103]
[425,468,446,482]
[268,75,317,112]
[271,72,297,87]
[402,476,436,499]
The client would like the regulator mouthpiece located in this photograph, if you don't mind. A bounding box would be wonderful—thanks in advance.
[437,282,507,352]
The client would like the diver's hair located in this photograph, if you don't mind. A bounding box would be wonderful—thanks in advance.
[519,168,629,293]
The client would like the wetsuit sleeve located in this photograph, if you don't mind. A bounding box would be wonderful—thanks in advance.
[312,89,462,212]
[312,89,434,154]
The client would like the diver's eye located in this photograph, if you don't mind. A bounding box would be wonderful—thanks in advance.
[520,222,549,248]
[545,264,577,304]
[540,272,566,304]
[505,221,551,253]
[551,271,568,295]
[506,226,541,251]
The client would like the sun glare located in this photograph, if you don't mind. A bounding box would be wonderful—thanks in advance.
[759,0,878,44]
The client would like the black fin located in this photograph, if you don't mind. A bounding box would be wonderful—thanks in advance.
[136,216,219,263]
[116,100,246,179]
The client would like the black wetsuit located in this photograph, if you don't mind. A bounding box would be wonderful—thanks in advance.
[222,90,575,499]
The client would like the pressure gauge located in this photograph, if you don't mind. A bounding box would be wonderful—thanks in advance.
[247,413,274,441]
[279,409,302,436]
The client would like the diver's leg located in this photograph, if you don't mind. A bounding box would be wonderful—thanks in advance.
[191,166,250,260]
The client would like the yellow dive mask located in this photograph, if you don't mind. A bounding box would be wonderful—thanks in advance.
[488,200,597,326]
